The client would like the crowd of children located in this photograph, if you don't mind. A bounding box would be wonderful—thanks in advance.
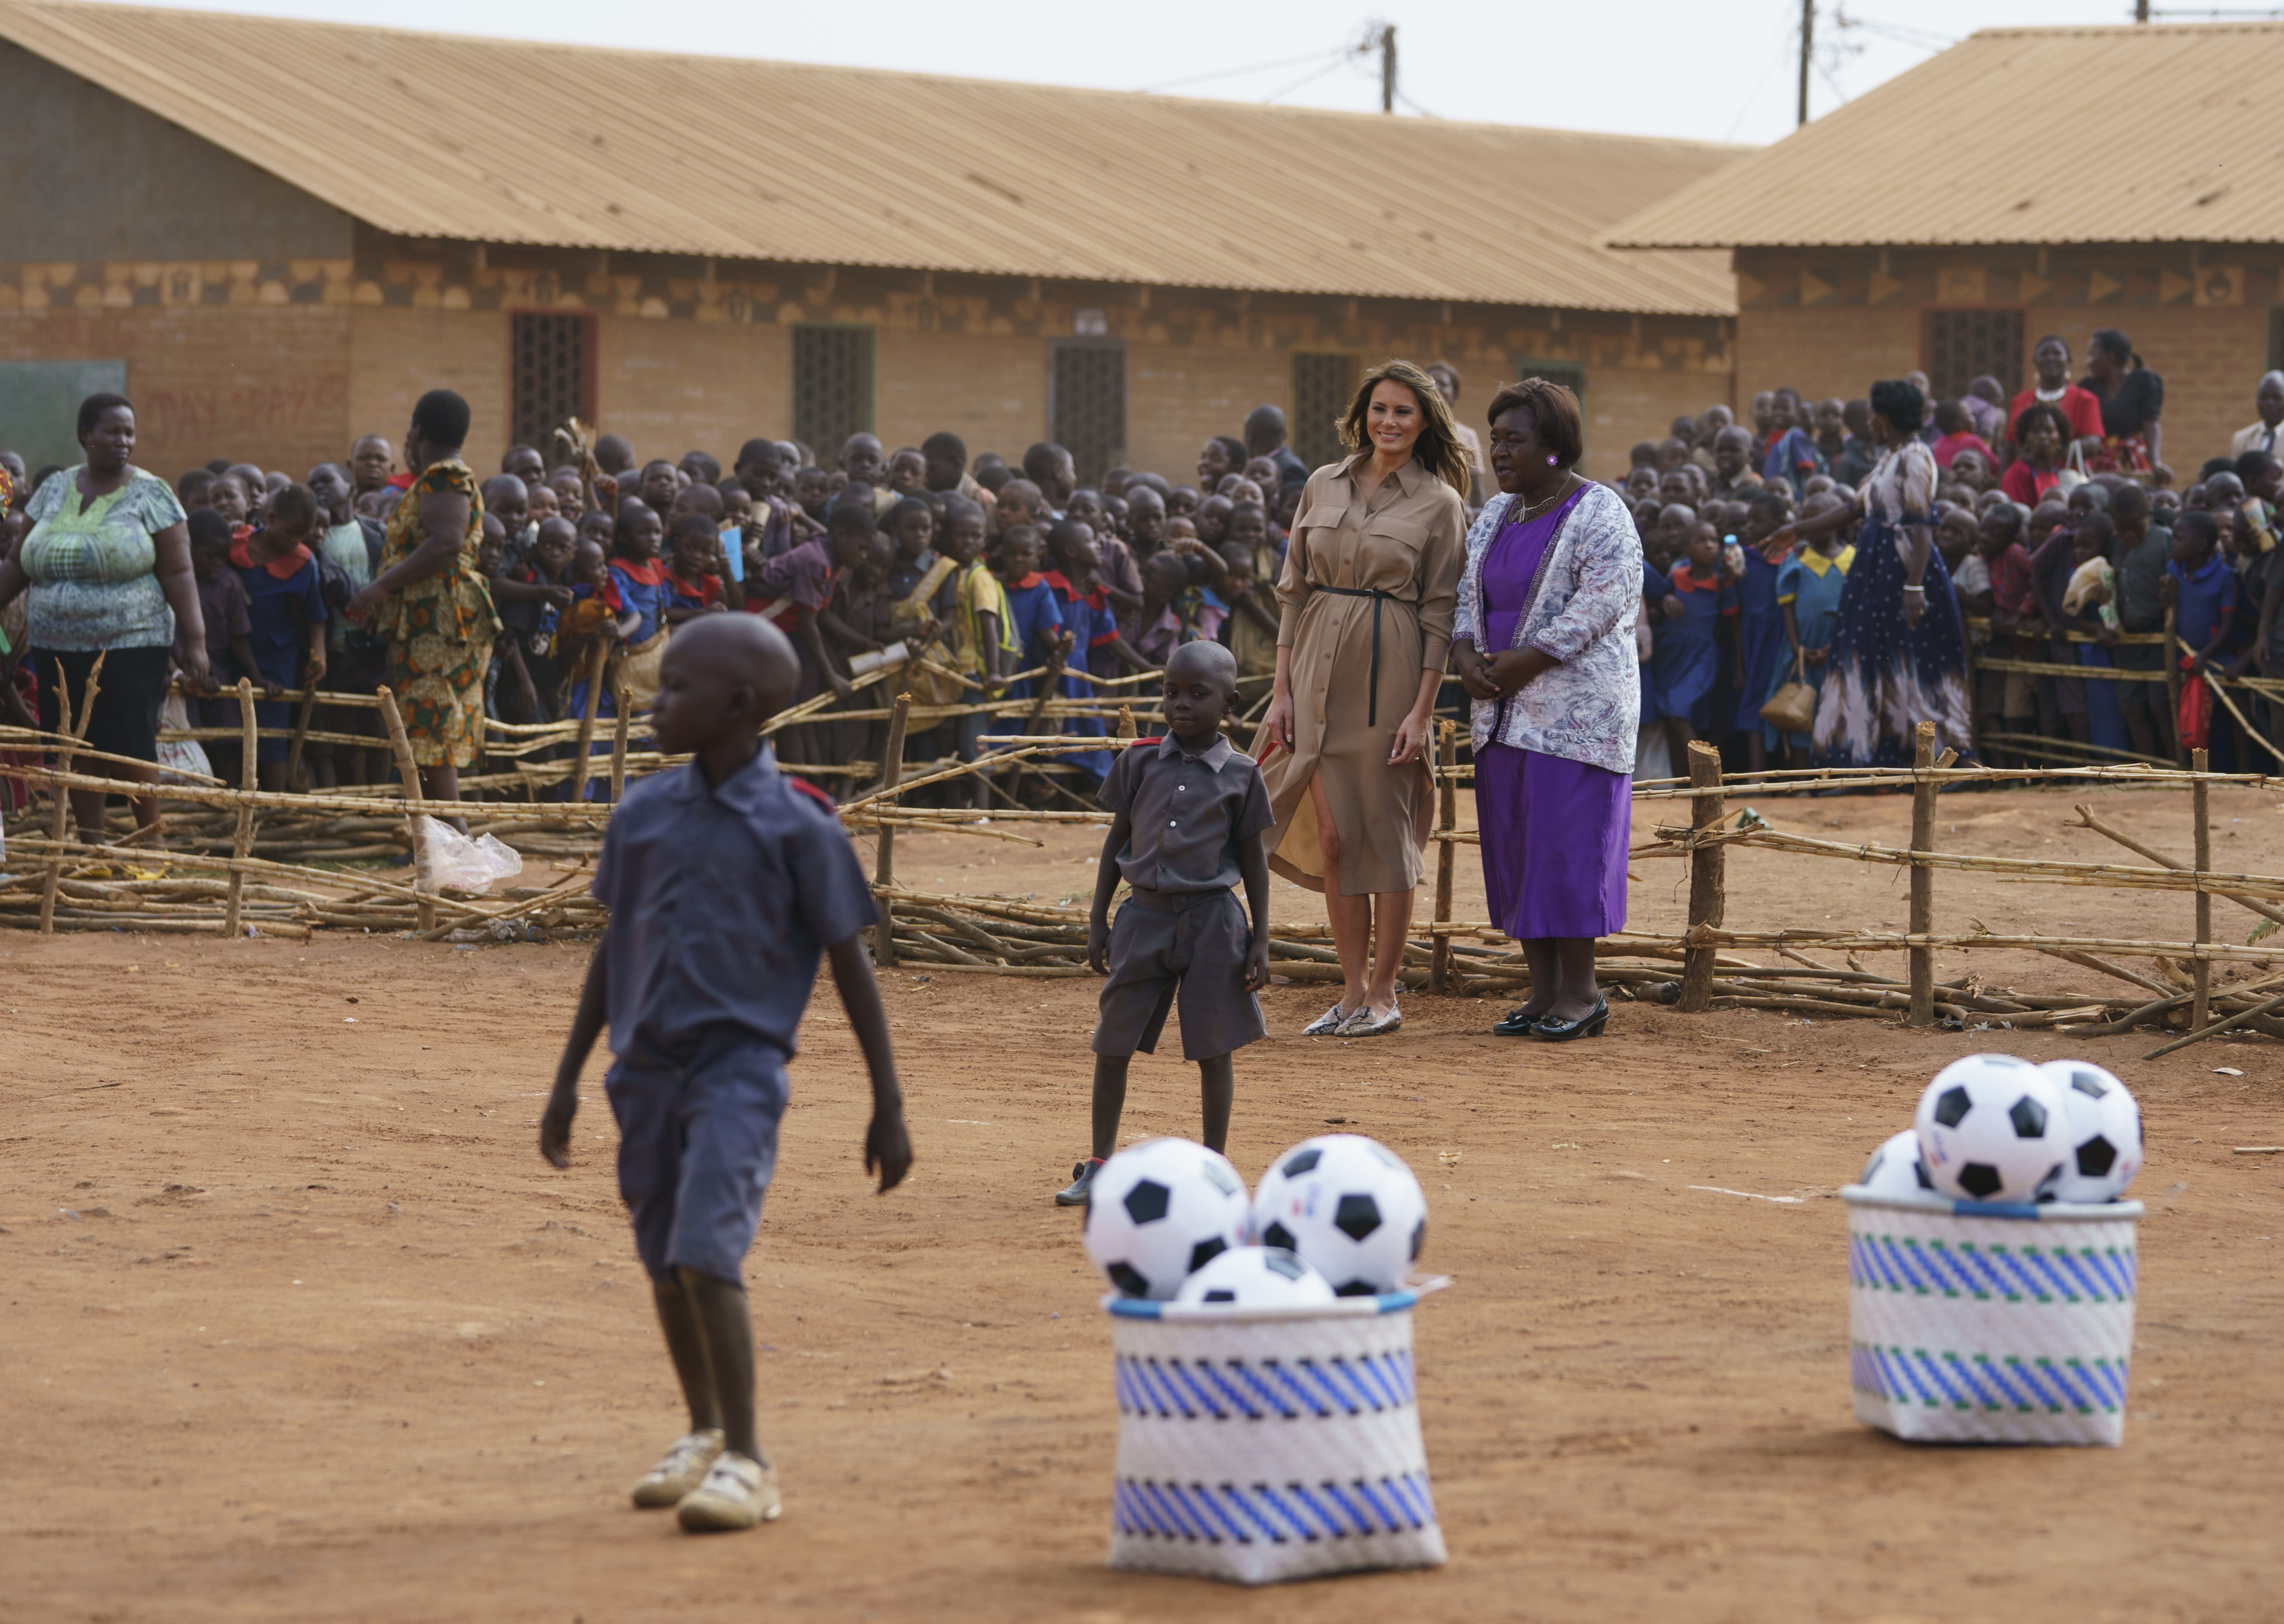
[5,337,2276,796]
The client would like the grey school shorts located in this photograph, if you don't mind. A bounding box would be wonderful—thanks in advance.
[605,1034,788,1286]
[1092,885,1265,1062]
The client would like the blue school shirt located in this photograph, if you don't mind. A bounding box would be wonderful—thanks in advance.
[607,559,673,645]
[1001,572,1063,698]
[593,745,879,1065]
[231,543,327,685]
[2169,555,2239,651]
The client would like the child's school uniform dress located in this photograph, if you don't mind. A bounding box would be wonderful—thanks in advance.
[568,558,673,722]
[500,563,567,720]
[230,536,327,762]
[1045,569,1117,781]
[750,538,848,782]
[1000,569,1062,703]
[181,569,250,731]
[2171,550,2242,769]
[1092,734,1272,1062]
[1134,602,1186,667]
[669,571,724,616]
[1769,545,1852,750]
[1735,540,1791,749]
[1651,561,1735,735]
[593,745,878,1285]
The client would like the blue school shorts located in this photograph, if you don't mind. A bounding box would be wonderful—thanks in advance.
[605,1037,789,1285]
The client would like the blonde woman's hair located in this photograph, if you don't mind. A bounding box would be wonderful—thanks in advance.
[1335,359,1474,495]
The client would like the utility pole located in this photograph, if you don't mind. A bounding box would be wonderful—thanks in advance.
[1380,23,1396,113]
[2133,0,2149,18]
[1797,0,1814,127]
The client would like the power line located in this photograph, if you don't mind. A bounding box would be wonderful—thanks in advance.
[1261,56,1352,105]
[1138,46,1348,95]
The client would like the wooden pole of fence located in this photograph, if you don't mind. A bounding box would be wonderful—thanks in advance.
[1908,720,1937,1026]
[1678,740,1725,1012]
[224,678,257,937]
[570,643,607,807]
[872,692,912,968]
[1430,720,1457,995]
[376,685,434,934]
[2165,607,2185,767]
[608,679,631,804]
[38,652,102,934]
[2193,745,2211,1029]
[285,682,318,788]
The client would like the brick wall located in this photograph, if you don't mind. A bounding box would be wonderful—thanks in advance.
[0,303,350,478]
[876,328,1045,465]
[1126,340,1288,482]
[1737,306,1921,413]
[597,315,788,468]
[347,306,508,473]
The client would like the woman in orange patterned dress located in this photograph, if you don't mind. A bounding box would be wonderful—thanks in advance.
[344,390,500,819]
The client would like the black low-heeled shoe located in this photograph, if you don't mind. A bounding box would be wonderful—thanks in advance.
[1492,1005,1548,1037]
[1530,997,1609,1042]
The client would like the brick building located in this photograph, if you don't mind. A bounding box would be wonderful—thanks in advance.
[1607,23,2284,468]
[0,0,1743,484]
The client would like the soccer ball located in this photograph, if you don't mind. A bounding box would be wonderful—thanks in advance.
[1248,1134,1427,1297]
[1083,1138,1251,1300]
[2037,1059,2145,1203]
[1914,1054,2068,1204]
[1172,1245,1338,1309]
[1857,1128,1935,1197]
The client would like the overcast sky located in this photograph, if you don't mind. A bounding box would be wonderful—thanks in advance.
[107,0,2138,145]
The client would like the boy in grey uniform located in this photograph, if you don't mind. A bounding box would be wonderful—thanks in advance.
[1058,641,1272,1206]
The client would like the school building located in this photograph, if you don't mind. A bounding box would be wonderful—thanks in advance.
[1606,23,2284,466]
[0,0,1744,484]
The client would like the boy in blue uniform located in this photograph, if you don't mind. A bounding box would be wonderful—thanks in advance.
[1057,641,1272,1207]
[540,614,912,1534]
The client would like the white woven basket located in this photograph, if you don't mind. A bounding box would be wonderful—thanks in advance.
[1103,1290,1446,1585]
[1844,1187,2141,1447]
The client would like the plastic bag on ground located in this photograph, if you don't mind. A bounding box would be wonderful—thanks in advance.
[412,815,524,895]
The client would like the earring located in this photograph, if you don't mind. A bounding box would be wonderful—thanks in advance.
[1546,454,1559,466]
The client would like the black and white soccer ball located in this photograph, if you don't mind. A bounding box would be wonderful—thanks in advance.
[1082,1138,1250,1300]
[1857,1127,1936,1197]
[1913,1054,2068,1204]
[1248,1134,1427,1297]
[1172,1245,1337,1309]
[2036,1059,2145,1203]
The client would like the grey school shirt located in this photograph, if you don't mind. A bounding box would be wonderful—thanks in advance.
[2113,525,2172,634]
[1097,733,1274,894]
[593,746,877,1064]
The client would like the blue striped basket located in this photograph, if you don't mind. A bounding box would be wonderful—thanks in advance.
[1843,1187,2140,1447]
[1102,1291,1446,1585]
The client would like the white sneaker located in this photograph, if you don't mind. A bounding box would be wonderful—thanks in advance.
[629,1428,724,1508]
[677,1451,782,1532]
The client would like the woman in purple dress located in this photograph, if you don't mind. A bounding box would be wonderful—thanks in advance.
[1451,380,1646,1041]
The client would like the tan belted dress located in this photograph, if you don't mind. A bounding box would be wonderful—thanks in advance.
[1251,453,1465,896]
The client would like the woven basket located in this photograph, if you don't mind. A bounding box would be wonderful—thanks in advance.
[1844,1187,2141,1447]
[1103,1290,1446,1585]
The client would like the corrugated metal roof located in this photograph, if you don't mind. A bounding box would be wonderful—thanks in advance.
[1607,23,2284,251]
[0,0,1742,315]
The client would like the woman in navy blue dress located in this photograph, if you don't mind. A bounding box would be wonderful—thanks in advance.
[1772,380,1974,767]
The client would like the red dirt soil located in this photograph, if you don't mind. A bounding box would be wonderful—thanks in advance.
[4,784,2280,1623]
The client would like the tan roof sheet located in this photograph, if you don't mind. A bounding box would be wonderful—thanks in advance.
[1607,22,2284,251]
[0,0,1742,315]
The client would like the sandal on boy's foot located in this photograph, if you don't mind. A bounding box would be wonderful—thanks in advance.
[1055,1157,1104,1208]
[629,1428,725,1508]
[1340,1001,1402,1037]
[677,1452,781,1532]
[1302,1003,1356,1037]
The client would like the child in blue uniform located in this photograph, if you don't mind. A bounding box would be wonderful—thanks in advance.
[1732,491,1793,767]
[231,483,328,789]
[541,614,911,1535]
[996,527,1065,703]
[1044,520,1151,786]
[1652,518,1735,754]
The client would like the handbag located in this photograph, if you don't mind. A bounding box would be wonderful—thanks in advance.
[1759,650,1817,734]
[613,627,669,711]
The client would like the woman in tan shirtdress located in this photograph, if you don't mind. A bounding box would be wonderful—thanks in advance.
[1256,360,1471,1037]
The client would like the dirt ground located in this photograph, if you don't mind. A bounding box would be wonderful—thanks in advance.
[4,784,2282,1623]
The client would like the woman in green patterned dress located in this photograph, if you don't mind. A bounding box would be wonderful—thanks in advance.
[344,390,499,819]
